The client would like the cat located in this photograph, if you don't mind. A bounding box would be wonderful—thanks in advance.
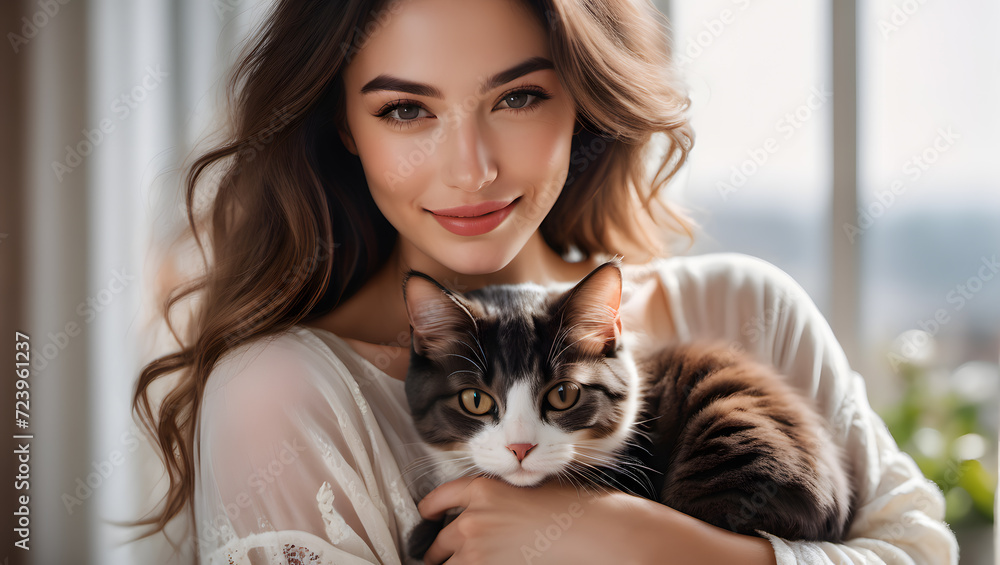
[399,257,853,561]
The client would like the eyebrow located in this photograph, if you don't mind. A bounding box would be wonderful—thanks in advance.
[360,56,555,98]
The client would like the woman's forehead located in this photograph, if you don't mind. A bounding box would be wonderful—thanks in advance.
[341,0,550,93]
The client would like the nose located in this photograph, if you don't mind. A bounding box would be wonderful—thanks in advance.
[444,116,496,192]
[506,443,537,463]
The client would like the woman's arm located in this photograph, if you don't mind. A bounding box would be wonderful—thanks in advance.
[631,493,777,565]
[657,253,959,564]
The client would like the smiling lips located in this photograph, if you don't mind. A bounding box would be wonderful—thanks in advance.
[428,198,520,236]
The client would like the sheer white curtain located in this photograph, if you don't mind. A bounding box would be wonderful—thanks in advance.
[15,0,271,563]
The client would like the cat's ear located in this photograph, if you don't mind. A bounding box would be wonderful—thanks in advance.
[402,272,478,357]
[559,259,623,357]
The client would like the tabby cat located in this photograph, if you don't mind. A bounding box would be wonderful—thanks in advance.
[400,258,852,560]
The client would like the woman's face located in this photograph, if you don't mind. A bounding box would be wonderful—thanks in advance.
[338,0,578,275]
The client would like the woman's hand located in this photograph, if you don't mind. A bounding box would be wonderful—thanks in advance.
[417,474,777,565]
[417,474,661,565]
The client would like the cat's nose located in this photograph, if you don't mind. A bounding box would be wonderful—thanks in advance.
[506,443,537,463]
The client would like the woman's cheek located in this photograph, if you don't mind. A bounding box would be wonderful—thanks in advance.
[362,133,436,200]
[504,120,574,195]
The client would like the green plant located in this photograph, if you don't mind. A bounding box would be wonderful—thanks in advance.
[878,357,997,527]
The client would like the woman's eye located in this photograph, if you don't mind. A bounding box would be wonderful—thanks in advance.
[500,92,533,110]
[496,88,550,112]
[459,389,495,415]
[546,381,580,411]
[378,103,429,125]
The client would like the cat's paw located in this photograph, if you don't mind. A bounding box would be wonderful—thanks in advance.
[406,518,444,561]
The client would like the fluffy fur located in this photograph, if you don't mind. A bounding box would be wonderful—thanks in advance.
[400,258,852,560]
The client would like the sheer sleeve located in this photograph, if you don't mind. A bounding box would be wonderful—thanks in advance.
[658,253,960,565]
[193,332,420,565]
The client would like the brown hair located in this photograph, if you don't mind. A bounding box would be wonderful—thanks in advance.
[128,0,695,545]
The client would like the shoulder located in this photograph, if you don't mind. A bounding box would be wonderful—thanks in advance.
[636,252,813,341]
[201,327,364,425]
[647,253,854,414]
[206,328,325,392]
[644,252,803,297]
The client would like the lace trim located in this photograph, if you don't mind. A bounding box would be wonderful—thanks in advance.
[316,481,352,545]
[205,530,339,564]
[282,543,323,564]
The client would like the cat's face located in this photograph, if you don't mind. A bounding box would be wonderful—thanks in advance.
[401,258,643,487]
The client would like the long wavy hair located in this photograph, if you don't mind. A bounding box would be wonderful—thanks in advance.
[128,0,695,547]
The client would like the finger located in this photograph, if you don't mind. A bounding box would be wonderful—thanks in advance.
[418,475,481,520]
[422,513,467,565]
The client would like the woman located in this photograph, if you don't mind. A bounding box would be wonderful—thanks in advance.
[130,0,959,563]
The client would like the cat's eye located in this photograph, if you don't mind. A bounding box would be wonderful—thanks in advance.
[459,389,495,415]
[546,381,580,410]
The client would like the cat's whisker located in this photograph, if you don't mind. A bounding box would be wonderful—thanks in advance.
[574,453,652,488]
[564,462,623,498]
[405,462,483,492]
[626,427,655,445]
[577,447,663,478]
[553,469,587,499]
[399,451,473,470]
[403,467,446,491]
[463,330,488,369]
[548,316,607,365]
[547,310,573,365]
[443,352,485,374]
[572,449,660,498]
[552,329,600,365]
[570,459,652,499]
[457,336,486,370]
[619,437,654,457]
[401,456,473,478]
[549,322,583,364]
[631,414,666,426]
[401,456,477,489]
[554,467,591,498]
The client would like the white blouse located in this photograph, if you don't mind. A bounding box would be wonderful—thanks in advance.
[192,252,959,564]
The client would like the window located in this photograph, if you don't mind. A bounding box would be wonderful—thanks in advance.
[664,1,998,559]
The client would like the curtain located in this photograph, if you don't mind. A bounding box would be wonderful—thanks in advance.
[3,1,272,563]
